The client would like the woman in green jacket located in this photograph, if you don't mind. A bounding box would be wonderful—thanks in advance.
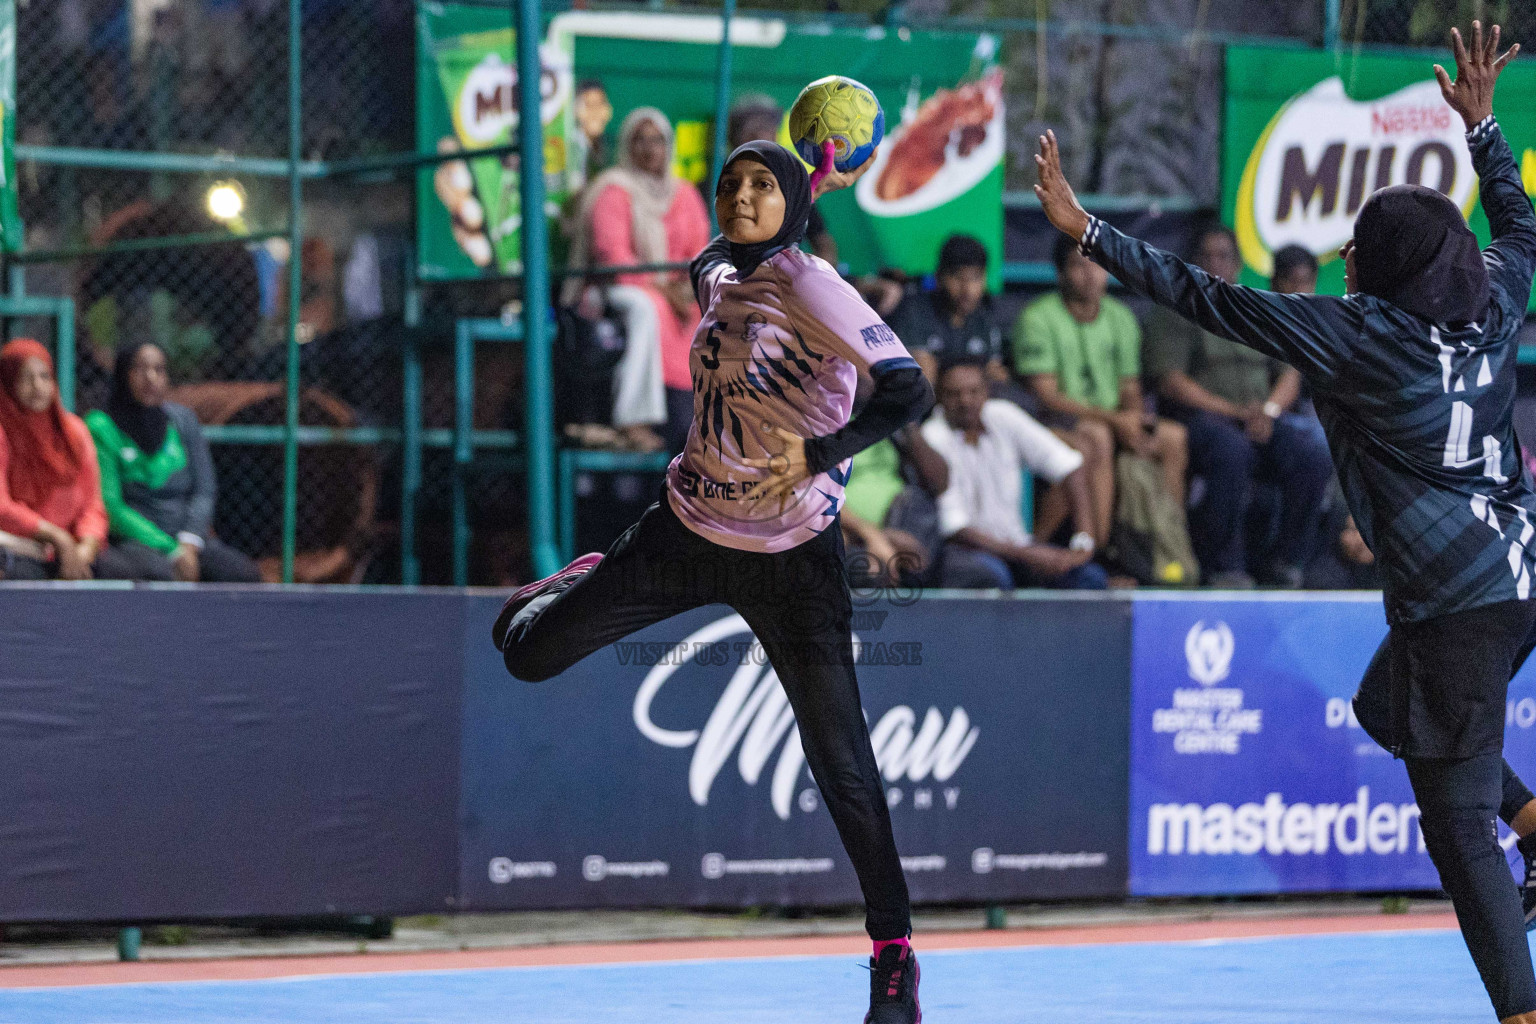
[85,342,262,583]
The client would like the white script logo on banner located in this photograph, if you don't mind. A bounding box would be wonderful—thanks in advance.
[632,614,979,820]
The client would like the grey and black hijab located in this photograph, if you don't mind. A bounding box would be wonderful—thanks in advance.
[717,141,813,278]
[1353,184,1489,325]
[108,340,170,456]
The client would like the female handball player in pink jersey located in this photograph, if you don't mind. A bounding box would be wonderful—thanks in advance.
[493,139,930,1024]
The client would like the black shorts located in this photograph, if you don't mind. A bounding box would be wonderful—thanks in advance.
[1354,598,1536,759]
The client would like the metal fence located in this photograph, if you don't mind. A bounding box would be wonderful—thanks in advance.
[1,0,1462,585]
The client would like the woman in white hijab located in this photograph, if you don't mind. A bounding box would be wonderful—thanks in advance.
[567,107,710,452]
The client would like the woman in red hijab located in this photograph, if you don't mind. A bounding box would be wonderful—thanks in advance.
[0,339,138,580]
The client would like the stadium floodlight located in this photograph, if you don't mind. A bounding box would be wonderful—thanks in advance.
[206,182,246,223]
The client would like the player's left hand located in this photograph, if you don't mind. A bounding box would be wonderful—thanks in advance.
[742,425,813,506]
[1033,129,1091,242]
[810,140,875,201]
[1434,21,1519,131]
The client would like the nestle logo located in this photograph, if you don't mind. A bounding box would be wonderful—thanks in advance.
[1370,104,1451,136]
[861,324,899,348]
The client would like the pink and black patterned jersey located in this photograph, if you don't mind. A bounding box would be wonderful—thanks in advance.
[666,247,915,553]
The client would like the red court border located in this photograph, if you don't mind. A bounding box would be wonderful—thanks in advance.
[0,912,1457,989]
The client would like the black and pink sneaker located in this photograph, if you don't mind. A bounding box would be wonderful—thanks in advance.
[1519,833,1536,931]
[491,553,603,650]
[864,943,920,1024]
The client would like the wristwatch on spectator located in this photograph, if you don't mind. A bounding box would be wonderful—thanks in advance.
[177,532,205,551]
[1262,401,1283,420]
[1069,531,1096,554]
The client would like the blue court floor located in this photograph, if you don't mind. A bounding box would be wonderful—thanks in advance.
[0,929,1513,1024]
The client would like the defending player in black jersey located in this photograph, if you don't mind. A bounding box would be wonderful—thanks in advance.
[1037,23,1536,1023]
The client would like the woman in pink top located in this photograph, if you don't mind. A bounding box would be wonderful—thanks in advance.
[496,141,931,1024]
[567,108,711,452]
[0,338,142,580]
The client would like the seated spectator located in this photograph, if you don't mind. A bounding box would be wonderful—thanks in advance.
[922,361,1107,590]
[1304,480,1381,590]
[84,341,262,583]
[565,107,710,453]
[0,338,142,581]
[888,234,1009,388]
[841,422,950,585]
[1018,234,1188,506]
[1143,224,1332,588]
[1271,243,1319,296]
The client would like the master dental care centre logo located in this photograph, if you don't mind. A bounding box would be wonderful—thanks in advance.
[1151,621,1261,754]
[1145,620,1425,863]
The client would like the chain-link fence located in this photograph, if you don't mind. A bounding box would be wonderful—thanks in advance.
[2,0,1471,585]
[1339,0,1536,50]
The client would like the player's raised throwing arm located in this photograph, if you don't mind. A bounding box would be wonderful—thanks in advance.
[1439,24,1536,318]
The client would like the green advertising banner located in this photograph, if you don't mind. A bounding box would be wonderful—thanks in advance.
[416,1,574,279]
[418,7,1003,286]
[1224,45,1536,306]
[0,0,22,253]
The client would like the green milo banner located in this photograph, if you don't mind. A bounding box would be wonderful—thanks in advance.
[416,2,575,279]
[0,0,22,253]
[1224,45,1536,307]
[418,7,1003,286]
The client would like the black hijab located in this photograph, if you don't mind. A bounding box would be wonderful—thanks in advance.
[1353,184,1489,324]
[718,141,813,278]
[108,341,170,456]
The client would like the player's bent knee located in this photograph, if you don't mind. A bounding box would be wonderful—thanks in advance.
[502,642,563,683]
[1417,806,1503,884]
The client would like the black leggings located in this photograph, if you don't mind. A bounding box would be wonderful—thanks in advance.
[1409,753,1536,1020]
[500,497,912,941]
[1503,762,1536,828]
[1355,603,1536,1020]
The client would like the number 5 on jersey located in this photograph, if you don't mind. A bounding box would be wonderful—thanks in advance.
[701,321,726,370]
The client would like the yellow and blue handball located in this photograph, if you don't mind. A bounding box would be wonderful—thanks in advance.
[788,75,885,173]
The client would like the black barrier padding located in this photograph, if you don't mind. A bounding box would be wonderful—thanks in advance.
[0,586,462,921]
[459,595,1132,911]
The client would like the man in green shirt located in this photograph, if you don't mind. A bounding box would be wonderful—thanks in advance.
[1141,224,1332,587]
[1017,233,1190,510]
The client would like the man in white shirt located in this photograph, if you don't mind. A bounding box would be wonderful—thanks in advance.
[922,361,1108,589]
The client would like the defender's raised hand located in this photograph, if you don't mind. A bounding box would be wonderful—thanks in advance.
[1434,21,1519,130]
[1033,130,1091,242]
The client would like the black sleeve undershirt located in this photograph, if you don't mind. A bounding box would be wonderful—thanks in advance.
[803,359,932,475]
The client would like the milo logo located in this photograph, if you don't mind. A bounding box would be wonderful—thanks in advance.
[1235,77,1475,277]
[453,45,572,146]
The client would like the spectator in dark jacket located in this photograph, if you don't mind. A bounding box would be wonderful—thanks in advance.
[85,341,261,583]
[888,234,1010,387]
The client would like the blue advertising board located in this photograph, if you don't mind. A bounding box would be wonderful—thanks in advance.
[459,594,1132,911]
[1130,594,1536,896]
[0,586,463,921]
